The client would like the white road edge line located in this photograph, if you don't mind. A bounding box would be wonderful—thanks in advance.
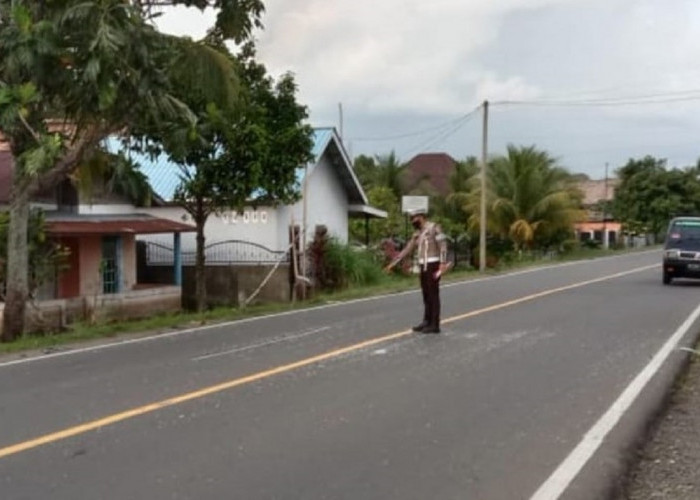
[529,299,700,500]
[192,326,331,361]
[0,250,659,368]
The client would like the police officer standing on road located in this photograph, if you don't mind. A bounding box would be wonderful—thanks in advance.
[385,208,449,334]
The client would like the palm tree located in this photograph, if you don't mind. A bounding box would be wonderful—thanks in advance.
[442,156,478,220]
[468,145,584,252]
[74,152,153,207]
[375,151,405,200]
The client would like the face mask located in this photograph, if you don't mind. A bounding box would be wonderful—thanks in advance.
[411,220,422,230]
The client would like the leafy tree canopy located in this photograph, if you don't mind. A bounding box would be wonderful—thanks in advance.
[613,156,700,237]
[0,210,69,301]
[0,0,266,338]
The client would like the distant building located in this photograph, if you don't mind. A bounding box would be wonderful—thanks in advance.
[402,153,457,196]
[574,178,621,248]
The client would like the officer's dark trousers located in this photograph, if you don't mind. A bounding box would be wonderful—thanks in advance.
[420,262,441,328]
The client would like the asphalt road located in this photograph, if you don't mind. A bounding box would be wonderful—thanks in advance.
[1,250,699,500]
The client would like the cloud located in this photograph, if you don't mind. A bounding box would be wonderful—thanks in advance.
[153,0,700,175]
[153,5,216,39]
[255,0,588,114]
[475,74,541,103]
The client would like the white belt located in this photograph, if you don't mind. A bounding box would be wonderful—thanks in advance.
[418,257,440,264]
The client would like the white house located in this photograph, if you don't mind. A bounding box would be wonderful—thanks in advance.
[122,127,386,264]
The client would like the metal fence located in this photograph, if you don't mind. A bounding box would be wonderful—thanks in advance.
[145,240,289,266]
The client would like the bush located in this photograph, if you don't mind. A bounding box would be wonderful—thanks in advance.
[379,238,412,275]
[318,239,384,290]
[581,238,601,250]
[559,239,579,253]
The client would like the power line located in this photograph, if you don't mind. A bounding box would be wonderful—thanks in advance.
[521,77,700,101]
[493,89,700,108]
[350,109,478,142]
[399,106,481,159]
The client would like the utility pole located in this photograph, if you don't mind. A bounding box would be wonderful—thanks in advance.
[301,163,309,300]
[479,100,489,272]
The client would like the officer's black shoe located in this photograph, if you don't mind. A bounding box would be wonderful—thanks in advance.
[421,326,441,334]
[412,322,428,332]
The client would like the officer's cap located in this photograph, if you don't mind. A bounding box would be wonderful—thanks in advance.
[408,207,427,217]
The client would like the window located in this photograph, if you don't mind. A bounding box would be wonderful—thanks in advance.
[670,221,700,239]
[56,179,79,213]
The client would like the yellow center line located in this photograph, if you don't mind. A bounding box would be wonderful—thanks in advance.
[0,264,655,459]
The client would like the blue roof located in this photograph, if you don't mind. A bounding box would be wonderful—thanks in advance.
[138,153,193,202]
[293,128,335,185]
[104,138,194,202]
[105,128,343,202]
[311,128,334,159]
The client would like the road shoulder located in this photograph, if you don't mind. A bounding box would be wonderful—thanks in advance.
[619,347,700,499]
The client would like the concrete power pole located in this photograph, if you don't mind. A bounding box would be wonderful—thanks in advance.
[479,100,489,272]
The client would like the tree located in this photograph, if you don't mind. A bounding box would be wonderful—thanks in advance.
[0,0,263,340]
[0,210,69,303]
[349,186,404,245]
[613,156,700,240]
[126,42,313,311]
[352,151,405,199]
[137,1,265,43]
[349,152,406,246]
[468,145,584,252]
[432,156,479,261]
[435,157,478,226]
[374,151,405,199]
[74,151,154,207]
[352,154,377,191]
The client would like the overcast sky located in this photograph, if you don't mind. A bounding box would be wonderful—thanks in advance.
[156,0,700,178]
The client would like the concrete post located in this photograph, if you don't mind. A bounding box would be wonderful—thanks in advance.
[174,232,182,286]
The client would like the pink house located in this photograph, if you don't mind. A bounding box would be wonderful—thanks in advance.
[574,179,621,248]
[0,145,195,333]
[45,214,194,299]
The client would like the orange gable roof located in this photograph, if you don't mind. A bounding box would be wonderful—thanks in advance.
[403,153,457,196]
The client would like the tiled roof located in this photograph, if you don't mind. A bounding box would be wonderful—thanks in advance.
[403,153,457,196]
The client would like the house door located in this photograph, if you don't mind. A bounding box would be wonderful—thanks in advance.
[58,237,80,298]
[102,236,121,294]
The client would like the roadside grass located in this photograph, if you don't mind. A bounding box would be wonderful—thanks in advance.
[0,245,658,355]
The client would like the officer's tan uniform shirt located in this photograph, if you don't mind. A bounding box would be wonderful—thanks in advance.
[393,222,447,269]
